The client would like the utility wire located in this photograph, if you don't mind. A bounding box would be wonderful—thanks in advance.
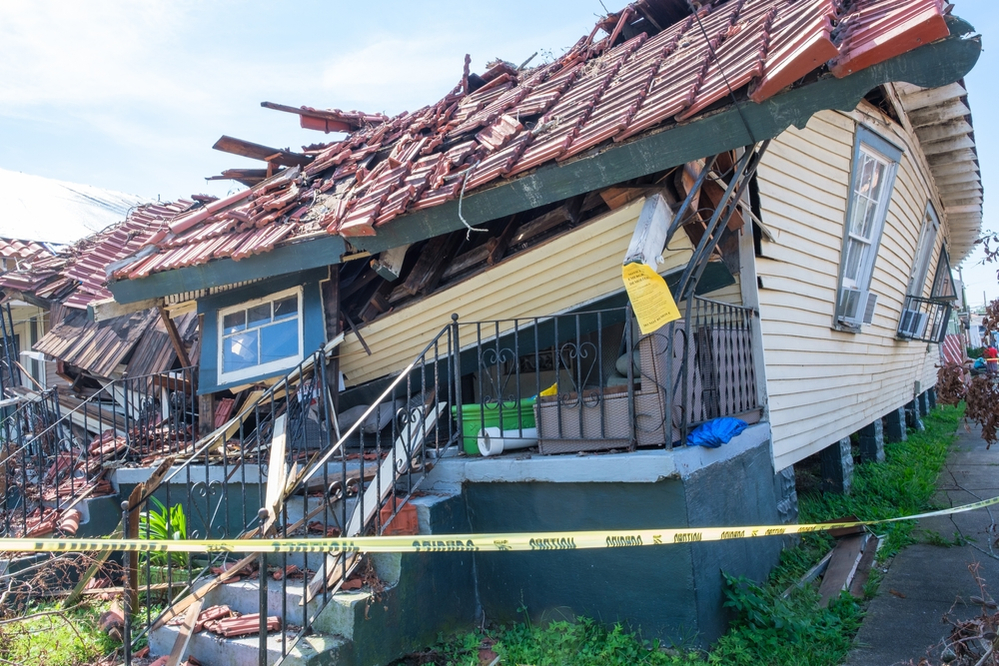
[688,0,758,144]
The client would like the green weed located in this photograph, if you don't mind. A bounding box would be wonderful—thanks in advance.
[138,497,189,568]
[0,601,119,666]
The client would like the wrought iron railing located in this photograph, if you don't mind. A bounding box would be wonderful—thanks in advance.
[0,366,199,541]
[453,297,760,455]
[122,327,461,666]
[897,294,952,344]
[1,300,757,665]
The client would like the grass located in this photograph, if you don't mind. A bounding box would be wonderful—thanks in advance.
[0,601,119,666]
[406,404,962,666]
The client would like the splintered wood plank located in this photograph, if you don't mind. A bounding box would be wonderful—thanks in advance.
[263,415,288,533]
[165,597,204,666]
[63,529,122,608]
[305,403,445,602]
[818,534,867,607]
[848,535,880,598]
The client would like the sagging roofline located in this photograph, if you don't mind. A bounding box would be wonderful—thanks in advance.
[107,16,981,305]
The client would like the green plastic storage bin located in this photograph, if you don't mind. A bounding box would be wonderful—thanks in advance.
[452,399,536,455]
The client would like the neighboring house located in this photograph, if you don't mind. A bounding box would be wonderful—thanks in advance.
[6,0,982,663]
[0,169,149,392]
[0,238,60,390]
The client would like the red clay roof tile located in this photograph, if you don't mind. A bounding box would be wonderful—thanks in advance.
[101,0,953,283]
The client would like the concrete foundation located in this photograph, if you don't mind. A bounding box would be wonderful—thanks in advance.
[917,391,929,417]
[927,387,937,410]
[906,399,925,432]
[427,424,782,646]
[774,466,798,524]
[884,407,907,443]
[858,419,885,463]
[820,438,854,494]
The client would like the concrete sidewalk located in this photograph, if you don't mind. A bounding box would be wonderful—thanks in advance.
[845,424,999,665]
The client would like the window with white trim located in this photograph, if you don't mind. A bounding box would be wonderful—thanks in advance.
[218,286,303,384]
[835,127,902,329]
[907,204,940,297]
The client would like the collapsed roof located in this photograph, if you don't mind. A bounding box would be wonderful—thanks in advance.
[0,201,200,380]
[95,0,979,300]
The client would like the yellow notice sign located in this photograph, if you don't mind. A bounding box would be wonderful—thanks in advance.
[622,262,681,335]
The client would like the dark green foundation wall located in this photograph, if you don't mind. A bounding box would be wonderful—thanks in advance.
[463,439,782,646]
[343,495,478,666]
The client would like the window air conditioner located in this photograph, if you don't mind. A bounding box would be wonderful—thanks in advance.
[898,308,928,338]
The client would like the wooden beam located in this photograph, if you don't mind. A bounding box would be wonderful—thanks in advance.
[400,233,461,296]
[370,244,410,282]
[158,305,192,369]
[165,598,204,666]
[442,242,493,279]
[89,297,162,323]
[488,215,519,266]
[512,204,571,245]
[211,136,311,168]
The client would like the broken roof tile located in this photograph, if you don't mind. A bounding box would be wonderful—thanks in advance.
[103,0,959,283]
[831,0,949,78]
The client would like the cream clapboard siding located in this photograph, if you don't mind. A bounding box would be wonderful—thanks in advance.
[340,198,700,387]
[757,107,947,471]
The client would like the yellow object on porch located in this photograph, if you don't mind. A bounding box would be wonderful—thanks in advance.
[622,262,681,335]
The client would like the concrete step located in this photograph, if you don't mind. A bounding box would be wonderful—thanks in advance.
[147,556,402,666]
[151,622,351,666]
[146,492,464,666]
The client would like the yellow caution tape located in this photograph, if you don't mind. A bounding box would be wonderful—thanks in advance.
[4,494,998,555]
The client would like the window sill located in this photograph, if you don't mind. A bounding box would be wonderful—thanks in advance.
[831,322,861,334]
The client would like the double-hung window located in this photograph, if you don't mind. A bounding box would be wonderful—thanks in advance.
[907,205,941,298]
[836,126,902,329]
[218,286,303,384]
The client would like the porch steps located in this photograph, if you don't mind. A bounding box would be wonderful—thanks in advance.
[148,553,401,666]
[147,491,468,666]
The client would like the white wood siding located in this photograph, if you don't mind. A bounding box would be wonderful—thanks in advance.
[756,108,947,470]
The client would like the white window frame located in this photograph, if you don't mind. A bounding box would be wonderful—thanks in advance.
[835,126,902,330]
[907,204,940,298]
[217,286,304,385]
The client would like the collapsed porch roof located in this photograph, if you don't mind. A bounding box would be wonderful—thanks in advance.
[107,3,982,305]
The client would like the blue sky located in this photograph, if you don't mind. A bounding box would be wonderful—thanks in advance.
[0,0,995,299]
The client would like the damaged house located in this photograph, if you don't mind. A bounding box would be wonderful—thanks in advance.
[0,0,983,664]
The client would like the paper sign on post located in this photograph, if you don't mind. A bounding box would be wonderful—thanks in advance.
[622,262,681,335]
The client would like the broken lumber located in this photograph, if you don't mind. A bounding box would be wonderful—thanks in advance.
[818,534,867,607]
[165,597,204,666]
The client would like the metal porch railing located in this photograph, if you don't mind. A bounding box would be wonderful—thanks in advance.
[0,367,199,540]
[122,327,460,666]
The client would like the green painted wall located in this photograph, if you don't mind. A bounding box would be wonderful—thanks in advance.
[462,437,782,645]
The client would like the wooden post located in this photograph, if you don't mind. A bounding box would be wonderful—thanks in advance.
[158,305,192,369]
[322,269,342,411]
[125,484,143,618]
[198,394,215,438]
[195,312,213,438]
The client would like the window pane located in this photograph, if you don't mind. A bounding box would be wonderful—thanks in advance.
[247,303,271,328]
[843,238,866,282]
[223,331,259,373]
[260,319,298,364]
[857,155,876,196]
[273,296,298,321]
[223,311,246,335]
[861,198,880,239]
[868,161,886,202]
